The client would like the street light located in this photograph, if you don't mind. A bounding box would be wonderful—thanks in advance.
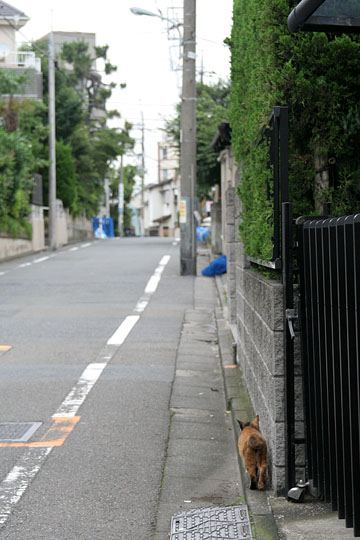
[130,7,160,18]
[130,7,181,29]
[130,3,197,276]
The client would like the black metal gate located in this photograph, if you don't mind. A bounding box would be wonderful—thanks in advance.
[297,214,360,536]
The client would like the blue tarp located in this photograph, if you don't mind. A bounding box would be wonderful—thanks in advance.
[92,217,114,238]
[201,255,227,277]
[196,226,211,242]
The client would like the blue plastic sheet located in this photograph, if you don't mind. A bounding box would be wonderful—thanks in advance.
[201,255,227,277]
[196,226,210,242]
[92,217,114,238]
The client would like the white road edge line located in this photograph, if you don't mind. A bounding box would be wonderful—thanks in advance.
[144,254,171,294]
[107,315,140,346]
[33,256,50,264]
[54,362,108,418]
[0,447,53,528]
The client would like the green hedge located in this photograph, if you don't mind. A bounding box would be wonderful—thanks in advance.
[230,0,360,260]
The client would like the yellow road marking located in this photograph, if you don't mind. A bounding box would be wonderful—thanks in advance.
[0,416,80,448]
[0,345,12,353]
[224,364,237,369]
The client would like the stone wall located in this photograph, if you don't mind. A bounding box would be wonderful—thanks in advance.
[66,211,93,244]
[219,148,238,325]
[219,149,305,494]
[0,205,45,261]
[236,267,286,492]
[0,236,33,260]
[0,203,93,262]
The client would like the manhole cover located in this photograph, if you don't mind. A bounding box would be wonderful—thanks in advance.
[170,505,252,539]
[0,422,42,442]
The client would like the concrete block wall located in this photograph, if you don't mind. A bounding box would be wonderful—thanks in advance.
[0,203,93,262]
[0,205,45,261]
[31,205,45,252]
[236,267,286,492]
[66,211,93,243]
[218,150,305,494]
[219,148,238,325]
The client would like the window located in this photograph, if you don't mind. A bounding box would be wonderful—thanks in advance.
[0,44,9,60]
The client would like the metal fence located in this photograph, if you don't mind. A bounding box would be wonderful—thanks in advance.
[297,214,360,536]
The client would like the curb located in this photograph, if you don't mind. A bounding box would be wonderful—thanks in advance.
[214,275,280,540]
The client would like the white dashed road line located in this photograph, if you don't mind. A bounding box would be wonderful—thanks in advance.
[33,256,51,264]
[107,315,140,346]
[0,253,171,529]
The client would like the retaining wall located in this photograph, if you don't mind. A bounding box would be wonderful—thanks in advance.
[219,148,305,494]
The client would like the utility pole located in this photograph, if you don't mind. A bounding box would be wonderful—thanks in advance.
[118,154,124,237]
[140,111,145,236]
[48,31,57,250]
[180,0,197,275]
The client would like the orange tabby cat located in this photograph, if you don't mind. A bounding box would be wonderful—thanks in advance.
[237,415,267,490]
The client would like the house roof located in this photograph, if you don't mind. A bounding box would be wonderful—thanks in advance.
[147,178,174,190]
[153,214,172,223]
[0,1,28,21]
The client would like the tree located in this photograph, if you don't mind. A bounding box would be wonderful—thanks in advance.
[0,70,47,237]
[109,164,137,234]
[56,141,78,213]
[37,38,134,217]
[165,80,230,198]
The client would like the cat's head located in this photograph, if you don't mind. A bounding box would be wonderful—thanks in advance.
[237,415,260,431]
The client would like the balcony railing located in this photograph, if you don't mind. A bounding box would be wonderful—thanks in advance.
[0,51,41,73]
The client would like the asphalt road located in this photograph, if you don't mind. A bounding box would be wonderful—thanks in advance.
[0,237,193,539]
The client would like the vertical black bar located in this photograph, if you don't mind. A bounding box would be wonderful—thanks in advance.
[344,216,360,536]
[316,220,330,502]
[322,220,338,510]
[283,202,295,491]
[279,107,289,203]
[329,218,345,519]
[308,222,323,492]
[272,109,280,262]
[353,214,360,536]
[297,220,313,480]
[304,221,319,486]
[336,217,353,528]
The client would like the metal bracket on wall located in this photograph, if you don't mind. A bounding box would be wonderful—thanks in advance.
[286,308,298,340]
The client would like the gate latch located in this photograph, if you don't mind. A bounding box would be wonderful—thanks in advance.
[286,308,298,340]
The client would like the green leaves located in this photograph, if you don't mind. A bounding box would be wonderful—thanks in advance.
[47,40,134,217]
[165,80,230,199]
[0,130,35,237]
[231,0,360,259]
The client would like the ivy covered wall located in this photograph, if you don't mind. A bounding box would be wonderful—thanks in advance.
[229,0,360,260]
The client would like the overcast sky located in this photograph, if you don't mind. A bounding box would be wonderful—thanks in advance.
[13,0,233,184]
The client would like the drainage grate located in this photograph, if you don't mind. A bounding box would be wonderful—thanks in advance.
[170,505,252,539]
[0,422,42,442]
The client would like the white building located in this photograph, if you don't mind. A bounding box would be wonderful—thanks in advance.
[131,136,180,237]
[0,1,42,99]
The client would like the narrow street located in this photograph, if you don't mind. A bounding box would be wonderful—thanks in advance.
[0,238,193,539]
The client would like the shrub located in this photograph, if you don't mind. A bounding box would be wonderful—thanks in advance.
[230,0,360,259]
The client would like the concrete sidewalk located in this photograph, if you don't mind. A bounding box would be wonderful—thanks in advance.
[214,270,355,540]
[153,251,355,540]
[153,252,279,539]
